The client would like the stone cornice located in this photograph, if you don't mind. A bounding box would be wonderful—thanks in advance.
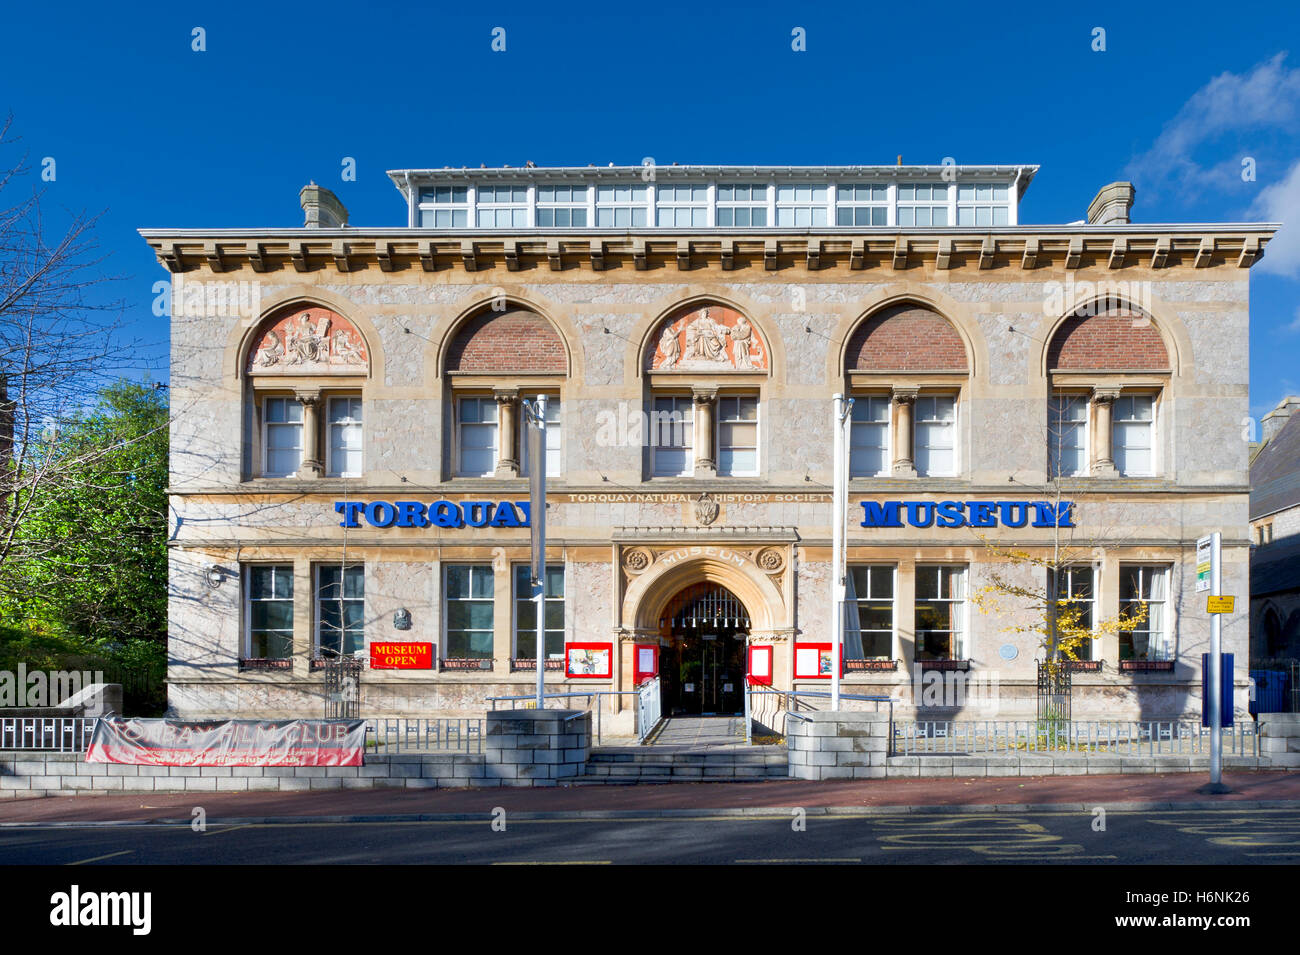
[140,227,1277,275]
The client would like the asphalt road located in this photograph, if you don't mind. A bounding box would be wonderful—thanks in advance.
[3,807,1299,865]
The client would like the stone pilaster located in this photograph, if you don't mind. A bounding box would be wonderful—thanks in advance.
[692,387,717,477]
[295,390,322,478]
[1091,388,1120,477]
[891,388,918,478]
[494,388,520,478]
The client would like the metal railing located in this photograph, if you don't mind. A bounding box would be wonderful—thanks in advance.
[744,686,895,743]
[1,717,99,752]
[364,718,483,754]
[894,719,1260,757]
[636,678,662,744]
[486,690,642,745]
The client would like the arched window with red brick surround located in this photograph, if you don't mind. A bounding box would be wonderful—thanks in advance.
[444,306,568,479]
[843,303,969,479]
[1046,301,1170,480]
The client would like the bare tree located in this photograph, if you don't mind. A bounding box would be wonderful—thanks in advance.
[0,114,150,595]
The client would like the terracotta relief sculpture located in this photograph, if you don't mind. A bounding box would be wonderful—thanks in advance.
[247,307,368,375]
[647,304,768,372]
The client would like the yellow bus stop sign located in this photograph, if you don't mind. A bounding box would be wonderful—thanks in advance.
[1206,595,1235,614]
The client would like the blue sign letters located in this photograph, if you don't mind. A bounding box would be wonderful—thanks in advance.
[860,500,1075,529]
[335,500,531,529]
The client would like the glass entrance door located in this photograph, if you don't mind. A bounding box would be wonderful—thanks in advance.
[657,582,751,716]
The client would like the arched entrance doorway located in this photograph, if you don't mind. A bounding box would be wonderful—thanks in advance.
[657,583,750,715]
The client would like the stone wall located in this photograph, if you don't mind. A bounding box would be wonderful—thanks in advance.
[786,710,889,780]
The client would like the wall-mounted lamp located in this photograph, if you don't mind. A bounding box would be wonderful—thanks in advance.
[205,565,226,589]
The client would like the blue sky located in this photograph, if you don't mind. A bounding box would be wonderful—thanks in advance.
[2,1,1296,422]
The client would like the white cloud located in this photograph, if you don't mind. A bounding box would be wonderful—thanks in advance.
[1126,53,1300,201]
[1248,158,1300,277]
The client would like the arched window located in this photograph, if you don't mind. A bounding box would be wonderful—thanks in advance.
[843,303,969,479]
[643,302,769,479]
[244,303,369,480]
[444,306,568,479]
[1046,301,1170,478]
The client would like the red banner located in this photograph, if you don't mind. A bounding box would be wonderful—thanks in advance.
[369,641,433,669]
[85,718,367,767]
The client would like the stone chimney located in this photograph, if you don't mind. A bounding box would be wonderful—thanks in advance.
[299,182,348,228]
[1087,181,1135,225]
[1262,395,1300,443]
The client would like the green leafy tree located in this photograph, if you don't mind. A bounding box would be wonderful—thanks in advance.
[0,381,168,645]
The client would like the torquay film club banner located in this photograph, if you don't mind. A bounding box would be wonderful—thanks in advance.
[85,718,367,767]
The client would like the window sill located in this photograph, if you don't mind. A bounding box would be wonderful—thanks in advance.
[845,659,899,672]
[917,659,971,671]
[1064,660,1104,673]
[1119,660,1175,672]
[510,658,564,672]
[440,658,494,672]
[239,658,292,671]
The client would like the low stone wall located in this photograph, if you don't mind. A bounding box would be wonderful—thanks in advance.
[484,709,590,785]
[786,710,890,780]
[0,711,592,796]
[0,751,490,795]
[1259,713,1300,767]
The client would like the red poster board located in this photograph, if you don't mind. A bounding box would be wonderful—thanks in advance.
[746,645,773,685]
[369,642,433,669]
[794,643,836,679]
[566,642,613,679]
[633,644,659,684]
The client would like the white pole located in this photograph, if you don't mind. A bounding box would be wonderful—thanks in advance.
[831,394,845,711]
[535,394,547,711]
[1208,530,1223,788]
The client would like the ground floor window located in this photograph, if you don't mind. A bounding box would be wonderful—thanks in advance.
[445,564,494,662]
[245,564,294,660]
[845,565,894,659]
[316,564,364,658]
[915,565,966,660]
[1120,564,1170,661]
[513,565,565,661]
[1053,565,1096,660]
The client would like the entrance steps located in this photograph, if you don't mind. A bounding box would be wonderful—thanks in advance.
[569,745,789,784]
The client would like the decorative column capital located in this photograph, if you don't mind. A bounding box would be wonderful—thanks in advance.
[891,387,919,406]
[1091,387,1121,405]
[294,389,322,408]
[493,387,520,404]
[691,386,718,404]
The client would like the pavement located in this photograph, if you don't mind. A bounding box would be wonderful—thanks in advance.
[2,770,1299,825]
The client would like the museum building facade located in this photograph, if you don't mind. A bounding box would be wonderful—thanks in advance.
[145,163,1272,723]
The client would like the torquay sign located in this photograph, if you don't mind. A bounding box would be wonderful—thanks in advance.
[861,500,1075,529]
[335,500,530,529]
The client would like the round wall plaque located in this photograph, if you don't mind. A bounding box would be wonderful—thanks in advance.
[998,644,1018,661]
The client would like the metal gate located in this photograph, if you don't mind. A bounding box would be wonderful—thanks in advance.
[1037,659,1071,724]
[323,658,363,719]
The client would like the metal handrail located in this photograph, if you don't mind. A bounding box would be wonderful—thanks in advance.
[486,690,641,744]
[743,687,897,744]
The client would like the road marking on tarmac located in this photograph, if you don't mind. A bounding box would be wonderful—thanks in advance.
[67,850,134,865]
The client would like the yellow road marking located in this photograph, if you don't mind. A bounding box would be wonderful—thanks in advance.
[67,850,133,865]
[201,824,252,837]
[736,858,861,863]
[491,860,611,865]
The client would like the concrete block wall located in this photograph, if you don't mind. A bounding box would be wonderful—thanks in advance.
[484,709,591,787]
[1259,713,1300,767]
[786,710,889,780]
